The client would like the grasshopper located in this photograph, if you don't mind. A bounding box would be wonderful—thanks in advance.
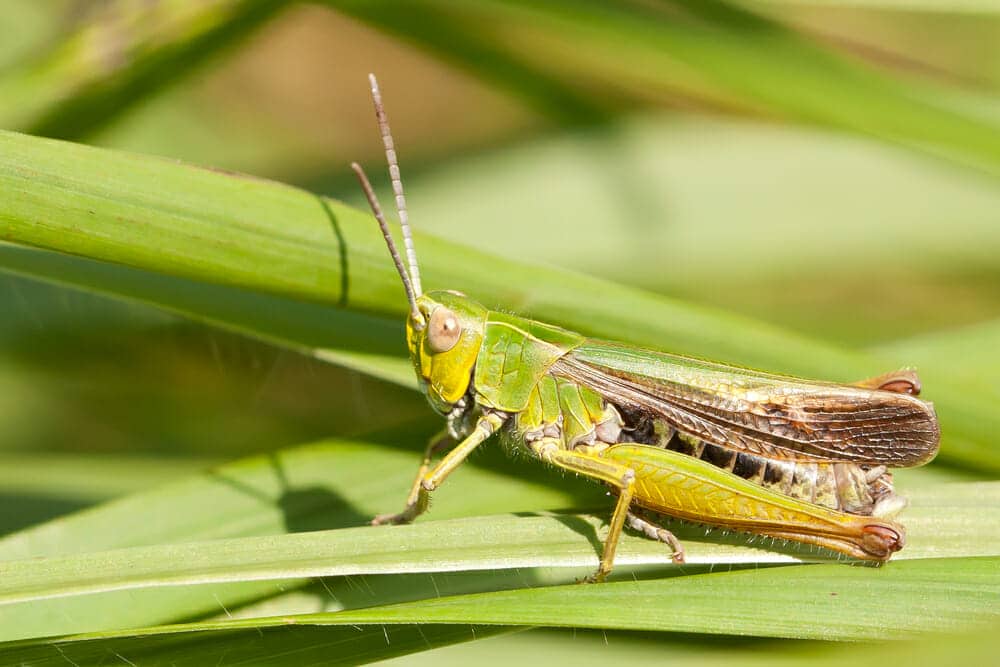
[351,75,940,581]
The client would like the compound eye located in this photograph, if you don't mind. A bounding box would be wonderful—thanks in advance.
[427,307,461,353]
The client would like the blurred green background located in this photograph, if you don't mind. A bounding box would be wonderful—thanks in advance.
[0,0,998,664]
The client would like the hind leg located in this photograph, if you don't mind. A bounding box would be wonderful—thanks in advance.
[626,511,685,564]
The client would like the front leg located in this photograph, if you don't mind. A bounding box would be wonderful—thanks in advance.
[372,412,507,526]
[529,439,636,582]
[372,428,452,526]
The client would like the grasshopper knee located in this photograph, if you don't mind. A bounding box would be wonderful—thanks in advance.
[529,438,561,461]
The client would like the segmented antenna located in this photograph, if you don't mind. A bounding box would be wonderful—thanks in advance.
[351,162,421,322]
[368,73,422,296]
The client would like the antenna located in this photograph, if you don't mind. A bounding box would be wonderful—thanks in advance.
[351,162,421,322]
[368,73,422,296]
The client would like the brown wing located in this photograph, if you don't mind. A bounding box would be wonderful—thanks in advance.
[552,341,940,467]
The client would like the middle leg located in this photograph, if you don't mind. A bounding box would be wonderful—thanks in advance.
[529,438,636,582]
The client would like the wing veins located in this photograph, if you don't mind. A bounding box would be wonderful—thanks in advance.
[552,355,939,466]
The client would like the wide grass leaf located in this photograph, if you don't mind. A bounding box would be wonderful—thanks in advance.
[0,555,995,666]
[0,429,992,640]
[0,130,996,471]
[0,242,414,386]
[1,486,996,607]
[0,623,513,667]
[301,556,1000,639]
[9,617,1000,666]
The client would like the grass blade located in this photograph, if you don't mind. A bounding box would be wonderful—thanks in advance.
[0,556,995,660]
[0,129,996,471]
[0,428,991,641]
[1,484,997,608]
[0,624,513,666]
[0,242,413,386]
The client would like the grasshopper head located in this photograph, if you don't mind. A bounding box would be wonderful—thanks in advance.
[351,75,489,415]
[407,290,487,414]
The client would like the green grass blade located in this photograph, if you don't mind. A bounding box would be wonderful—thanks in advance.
[9,616,1000,666]
[0,0,288,139]
[0,427,992,641]
[0,129,996,471]
[0,242,413,386]
[0,624,514,666]
[398,623,1000,667]
[1,483,996,608]
[316,556,1000,640]
[0,556,995,661]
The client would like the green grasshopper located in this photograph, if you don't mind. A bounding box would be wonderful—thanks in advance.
[351,75,940,581]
